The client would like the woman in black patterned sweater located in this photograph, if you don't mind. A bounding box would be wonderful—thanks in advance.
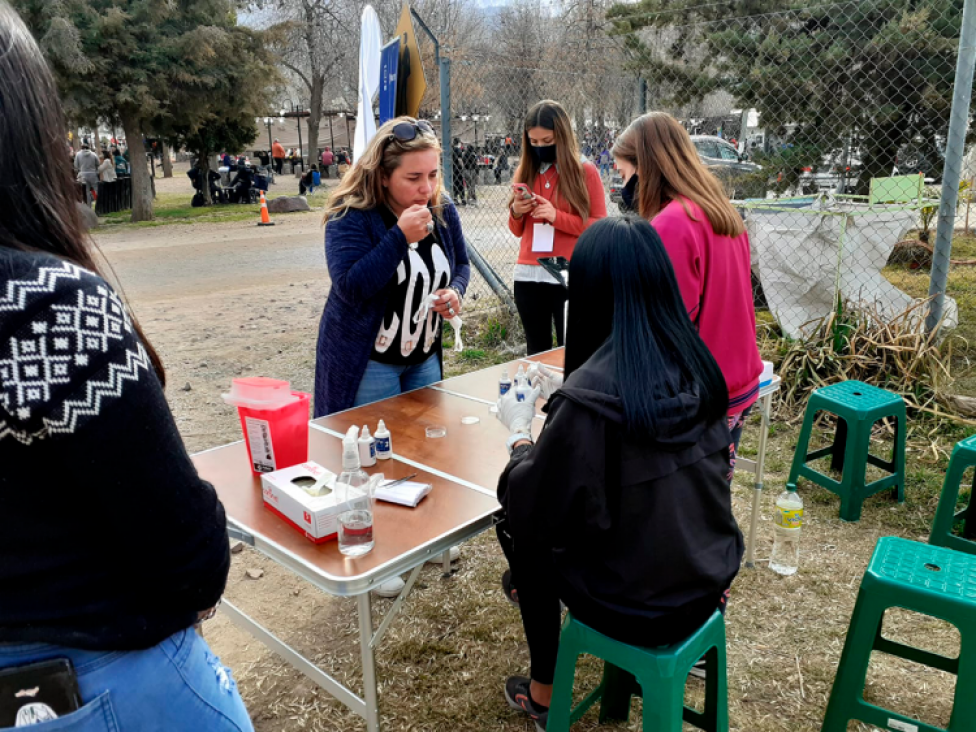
[0,4,252,729]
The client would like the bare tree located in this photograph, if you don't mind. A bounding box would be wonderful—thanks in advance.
[259,0,347,160]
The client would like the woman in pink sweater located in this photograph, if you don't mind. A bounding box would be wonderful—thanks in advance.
[612,112,762,470]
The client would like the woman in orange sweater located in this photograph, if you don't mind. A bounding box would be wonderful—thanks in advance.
[508,100,607,355]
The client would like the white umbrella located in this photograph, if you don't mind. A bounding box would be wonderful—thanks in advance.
[354,6,383,161]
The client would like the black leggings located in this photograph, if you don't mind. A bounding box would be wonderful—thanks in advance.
[514,281,568,357]
[496,518,721,685]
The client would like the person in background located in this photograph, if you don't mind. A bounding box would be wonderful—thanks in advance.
[321,146,335,178]
[462,142,480,205]
[612,111,762,476]
[97,149,116,183]
[451,137,466,205]
[272,138,286,174]
[336,148,350,178]
[73,142,99,201]
[598,147,611,178]
[495,148,510,184]
[495,217,742,731]
[314,117,470,418]
[229,162,254,204]
[300,164,321,196]
[0,4,253,728]
[112,147,128,177]
[187,163,225,204]
[508,99,607,355]
[221,151,233,168]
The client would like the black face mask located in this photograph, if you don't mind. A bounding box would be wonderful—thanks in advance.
[620,173,639,212]
[531,144,557,164]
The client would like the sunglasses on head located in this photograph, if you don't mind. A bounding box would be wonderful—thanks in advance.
[388,120,435,143]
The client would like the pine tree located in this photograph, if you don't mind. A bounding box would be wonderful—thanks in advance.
[608,0,964,193]
[13,0,276,221]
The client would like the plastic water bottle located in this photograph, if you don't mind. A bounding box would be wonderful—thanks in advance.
[770,486,803,575]
[336,426,375,556]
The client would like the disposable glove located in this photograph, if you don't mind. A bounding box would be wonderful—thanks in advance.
[495,385,540,436]
[526,363,564,401]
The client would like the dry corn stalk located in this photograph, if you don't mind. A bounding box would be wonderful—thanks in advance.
[773,298,969,436]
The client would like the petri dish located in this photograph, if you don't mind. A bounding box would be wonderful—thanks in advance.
[425,425,448,438]
[461,416,480,425]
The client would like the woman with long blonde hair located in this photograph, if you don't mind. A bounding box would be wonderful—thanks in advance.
[613,112,762,472]
[508,100,606,355]
[314,117,470,418]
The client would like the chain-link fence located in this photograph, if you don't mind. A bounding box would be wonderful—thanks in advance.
[425,0,975,344]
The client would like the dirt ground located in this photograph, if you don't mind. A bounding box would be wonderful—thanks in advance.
[92,171,966,732]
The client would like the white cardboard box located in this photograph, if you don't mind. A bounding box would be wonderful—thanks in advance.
[260,461,350,544]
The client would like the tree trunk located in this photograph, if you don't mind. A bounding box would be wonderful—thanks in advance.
[161,142,174,178]
[198,152,212,206]
[856,121,907,196]
[121,113,154,222]
[308,75,325,168]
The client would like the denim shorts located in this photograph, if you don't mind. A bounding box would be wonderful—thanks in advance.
[0,627,252,731]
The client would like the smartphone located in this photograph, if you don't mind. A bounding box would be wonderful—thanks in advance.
[512,183,533,200]
[0,658,82,726]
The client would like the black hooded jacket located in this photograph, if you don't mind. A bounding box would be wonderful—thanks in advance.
[498,344,743,640]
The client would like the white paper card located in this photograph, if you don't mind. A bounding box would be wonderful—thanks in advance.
[532,223,555,253]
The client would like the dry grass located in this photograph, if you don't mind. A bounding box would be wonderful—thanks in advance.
[136,229,976,731]
[205,410,966,732]
[201,354,969,732]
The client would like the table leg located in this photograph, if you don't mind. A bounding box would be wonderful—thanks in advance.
[745,393,773,568]
[358,593,381,732]
[441,549,452,576]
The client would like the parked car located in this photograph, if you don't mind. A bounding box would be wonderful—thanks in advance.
[690,135,763,198]
[895,138,944,183]
[798,150,862,194]
[609,171,625,205]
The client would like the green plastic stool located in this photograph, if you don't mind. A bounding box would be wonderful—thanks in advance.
[786,380,906,521]
[821,537,976,732]
[547,611,728,731]
[930,434,976,556]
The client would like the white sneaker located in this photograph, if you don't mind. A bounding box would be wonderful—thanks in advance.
[373,576,405,598]
[426,546,461,565]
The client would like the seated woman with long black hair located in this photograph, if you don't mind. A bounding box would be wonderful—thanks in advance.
[494,216,744,730]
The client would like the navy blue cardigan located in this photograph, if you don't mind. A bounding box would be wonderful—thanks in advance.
[314,202,470,417]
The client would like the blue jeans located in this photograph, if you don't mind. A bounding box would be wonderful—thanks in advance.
[0,628,252,731]
[353,354,442,407]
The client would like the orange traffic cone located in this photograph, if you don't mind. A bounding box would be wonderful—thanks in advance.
[257,190,275,227]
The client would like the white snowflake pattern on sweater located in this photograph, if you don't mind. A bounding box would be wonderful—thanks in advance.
[0,259,151,445]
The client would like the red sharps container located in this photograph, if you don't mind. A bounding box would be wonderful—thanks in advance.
[222,377,310,475]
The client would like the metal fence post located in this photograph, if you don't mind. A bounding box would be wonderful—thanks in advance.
[410,8,453,194]
[927,0,976,332]
[440,58,453,195]
[638,76,647,115]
